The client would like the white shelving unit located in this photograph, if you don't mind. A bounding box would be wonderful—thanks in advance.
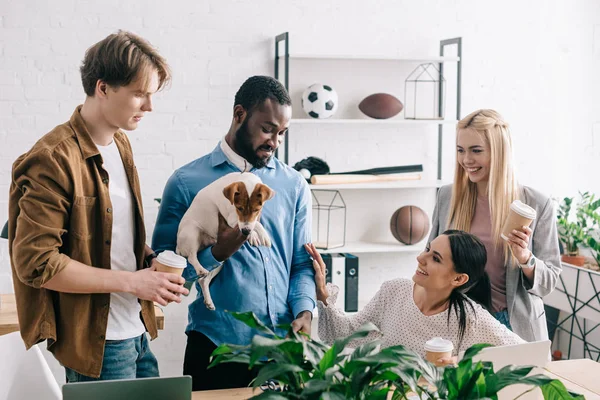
[273,33,462,307]
[290,118,458,125]
[319,241,422,254]
[288,54,460,63]
[309,180,448,191]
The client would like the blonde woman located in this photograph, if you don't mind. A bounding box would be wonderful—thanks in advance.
[428,109,561,342]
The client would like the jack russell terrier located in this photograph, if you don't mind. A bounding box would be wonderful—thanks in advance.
[176,171,275,310]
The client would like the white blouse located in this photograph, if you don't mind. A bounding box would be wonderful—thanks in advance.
[317,278,525,357]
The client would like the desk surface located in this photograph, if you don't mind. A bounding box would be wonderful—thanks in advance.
[0,293,18,336]
[545,358,600,395]
[0,293,165,336]
[192,360,600,399]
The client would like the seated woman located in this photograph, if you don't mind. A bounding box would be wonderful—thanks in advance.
[305,230,524,361]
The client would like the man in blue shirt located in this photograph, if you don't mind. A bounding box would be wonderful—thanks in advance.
[152,76,316,390]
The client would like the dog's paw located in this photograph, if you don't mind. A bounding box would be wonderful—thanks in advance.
[261,235,272,247]
[247,231,261,247]
[204,301,216,311]
[194,266,209,277]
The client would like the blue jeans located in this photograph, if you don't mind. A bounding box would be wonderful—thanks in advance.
[65,333,159,382]
[494,309,513,331]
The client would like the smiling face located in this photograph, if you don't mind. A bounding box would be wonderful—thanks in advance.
[233,98,291,169]
[223,181,275,235]
[412,235,468,292]
[456,127,491,187]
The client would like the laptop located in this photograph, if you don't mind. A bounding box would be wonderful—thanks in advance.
[465,340,551,368]
[62,376,192,400]
[460,340,552,400]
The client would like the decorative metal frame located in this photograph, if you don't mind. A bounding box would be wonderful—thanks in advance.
[311,190,346,250]
[545,264,600,360]
[404,63,446,120]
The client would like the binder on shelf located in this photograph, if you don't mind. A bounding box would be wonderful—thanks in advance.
[322,253,359,312]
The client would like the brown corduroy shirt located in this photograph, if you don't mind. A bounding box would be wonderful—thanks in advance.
[8,106,157,378]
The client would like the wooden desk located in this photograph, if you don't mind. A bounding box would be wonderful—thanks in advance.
[0,293,165,336]
[0,293,19,336]
[546,358,600,395]
[191,387,254,400]
[154,303,164,330]
[191,360,600,399]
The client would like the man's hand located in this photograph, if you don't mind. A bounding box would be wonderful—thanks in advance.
[291,310,313,336]
[129,265,189,306]
[211,213,248,262]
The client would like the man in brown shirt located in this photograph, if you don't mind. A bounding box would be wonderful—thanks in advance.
[9,31,188,381]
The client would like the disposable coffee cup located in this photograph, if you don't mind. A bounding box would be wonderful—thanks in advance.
[500,200,537,241]
[424,337,454,366]
[155,250,187,276]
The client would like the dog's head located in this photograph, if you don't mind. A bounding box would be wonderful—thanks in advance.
[223,181,275,235]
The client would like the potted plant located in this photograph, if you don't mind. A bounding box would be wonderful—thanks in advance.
[210,311,583,399]
[577,192,600,269]
[557,196,586,266]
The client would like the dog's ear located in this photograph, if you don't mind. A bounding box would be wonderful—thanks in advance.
[223,182,241,205]
[254,183,275,205]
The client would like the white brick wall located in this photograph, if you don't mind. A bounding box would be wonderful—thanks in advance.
[1,0,599,381]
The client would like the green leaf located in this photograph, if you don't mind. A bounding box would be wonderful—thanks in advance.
[330,322,379,360]
[540,379,585,399]
[485,364,534,393]
[210,343,250,356]
[248,392,290,400]
[300,379,331,395]
[208,353,252,369]
[231,311,277,337]
[301,340,326,371]
[461,343,493,361]
[367,387,392,400]
[249,335,303,366]
[252,363,304,390]
[318,343,339,374]
[321,392,348,400]
[350,339,381,360]
[473,369,487,398]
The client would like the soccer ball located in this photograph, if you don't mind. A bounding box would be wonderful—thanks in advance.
[301,83,338,119]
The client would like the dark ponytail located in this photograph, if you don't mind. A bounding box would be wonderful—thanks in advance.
[443,229,492,350]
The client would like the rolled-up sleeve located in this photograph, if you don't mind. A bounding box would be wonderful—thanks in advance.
[287,179,316,318]
[11,150,72,288]
[523,198,562,297]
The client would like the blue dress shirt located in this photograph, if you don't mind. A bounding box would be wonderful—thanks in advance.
[152,143,316,346]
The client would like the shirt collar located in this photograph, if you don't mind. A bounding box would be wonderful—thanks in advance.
[69,105,100,160]
[210,139,276,170]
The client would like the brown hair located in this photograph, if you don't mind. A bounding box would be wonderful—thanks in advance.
[80,30,171,96]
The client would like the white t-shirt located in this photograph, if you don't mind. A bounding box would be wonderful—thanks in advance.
[97,140,145,340]
[317,278,524,357]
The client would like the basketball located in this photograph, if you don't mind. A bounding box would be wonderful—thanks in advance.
[390,206,430,245]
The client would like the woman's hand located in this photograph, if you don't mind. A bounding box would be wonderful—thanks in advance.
[507,226,533,265]
[304,243,329,303]
[437,356,458,367]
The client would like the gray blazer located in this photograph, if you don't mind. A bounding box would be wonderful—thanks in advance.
[428,185,562,342]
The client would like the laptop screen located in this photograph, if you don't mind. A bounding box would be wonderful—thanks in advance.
[62,375,192,400]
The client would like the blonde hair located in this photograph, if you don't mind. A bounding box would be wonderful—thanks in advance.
[80,30,171,97]
[448,109,519,254]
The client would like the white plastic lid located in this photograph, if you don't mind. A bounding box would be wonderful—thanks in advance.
[510,200,537,219]
[424,337,454,353]
[156,250,187,268]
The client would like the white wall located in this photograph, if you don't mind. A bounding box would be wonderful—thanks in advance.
[0,0,599,381]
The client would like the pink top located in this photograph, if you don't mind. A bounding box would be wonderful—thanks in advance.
[470,195,507,313]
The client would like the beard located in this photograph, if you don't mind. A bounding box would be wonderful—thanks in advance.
[234,119,272,169]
